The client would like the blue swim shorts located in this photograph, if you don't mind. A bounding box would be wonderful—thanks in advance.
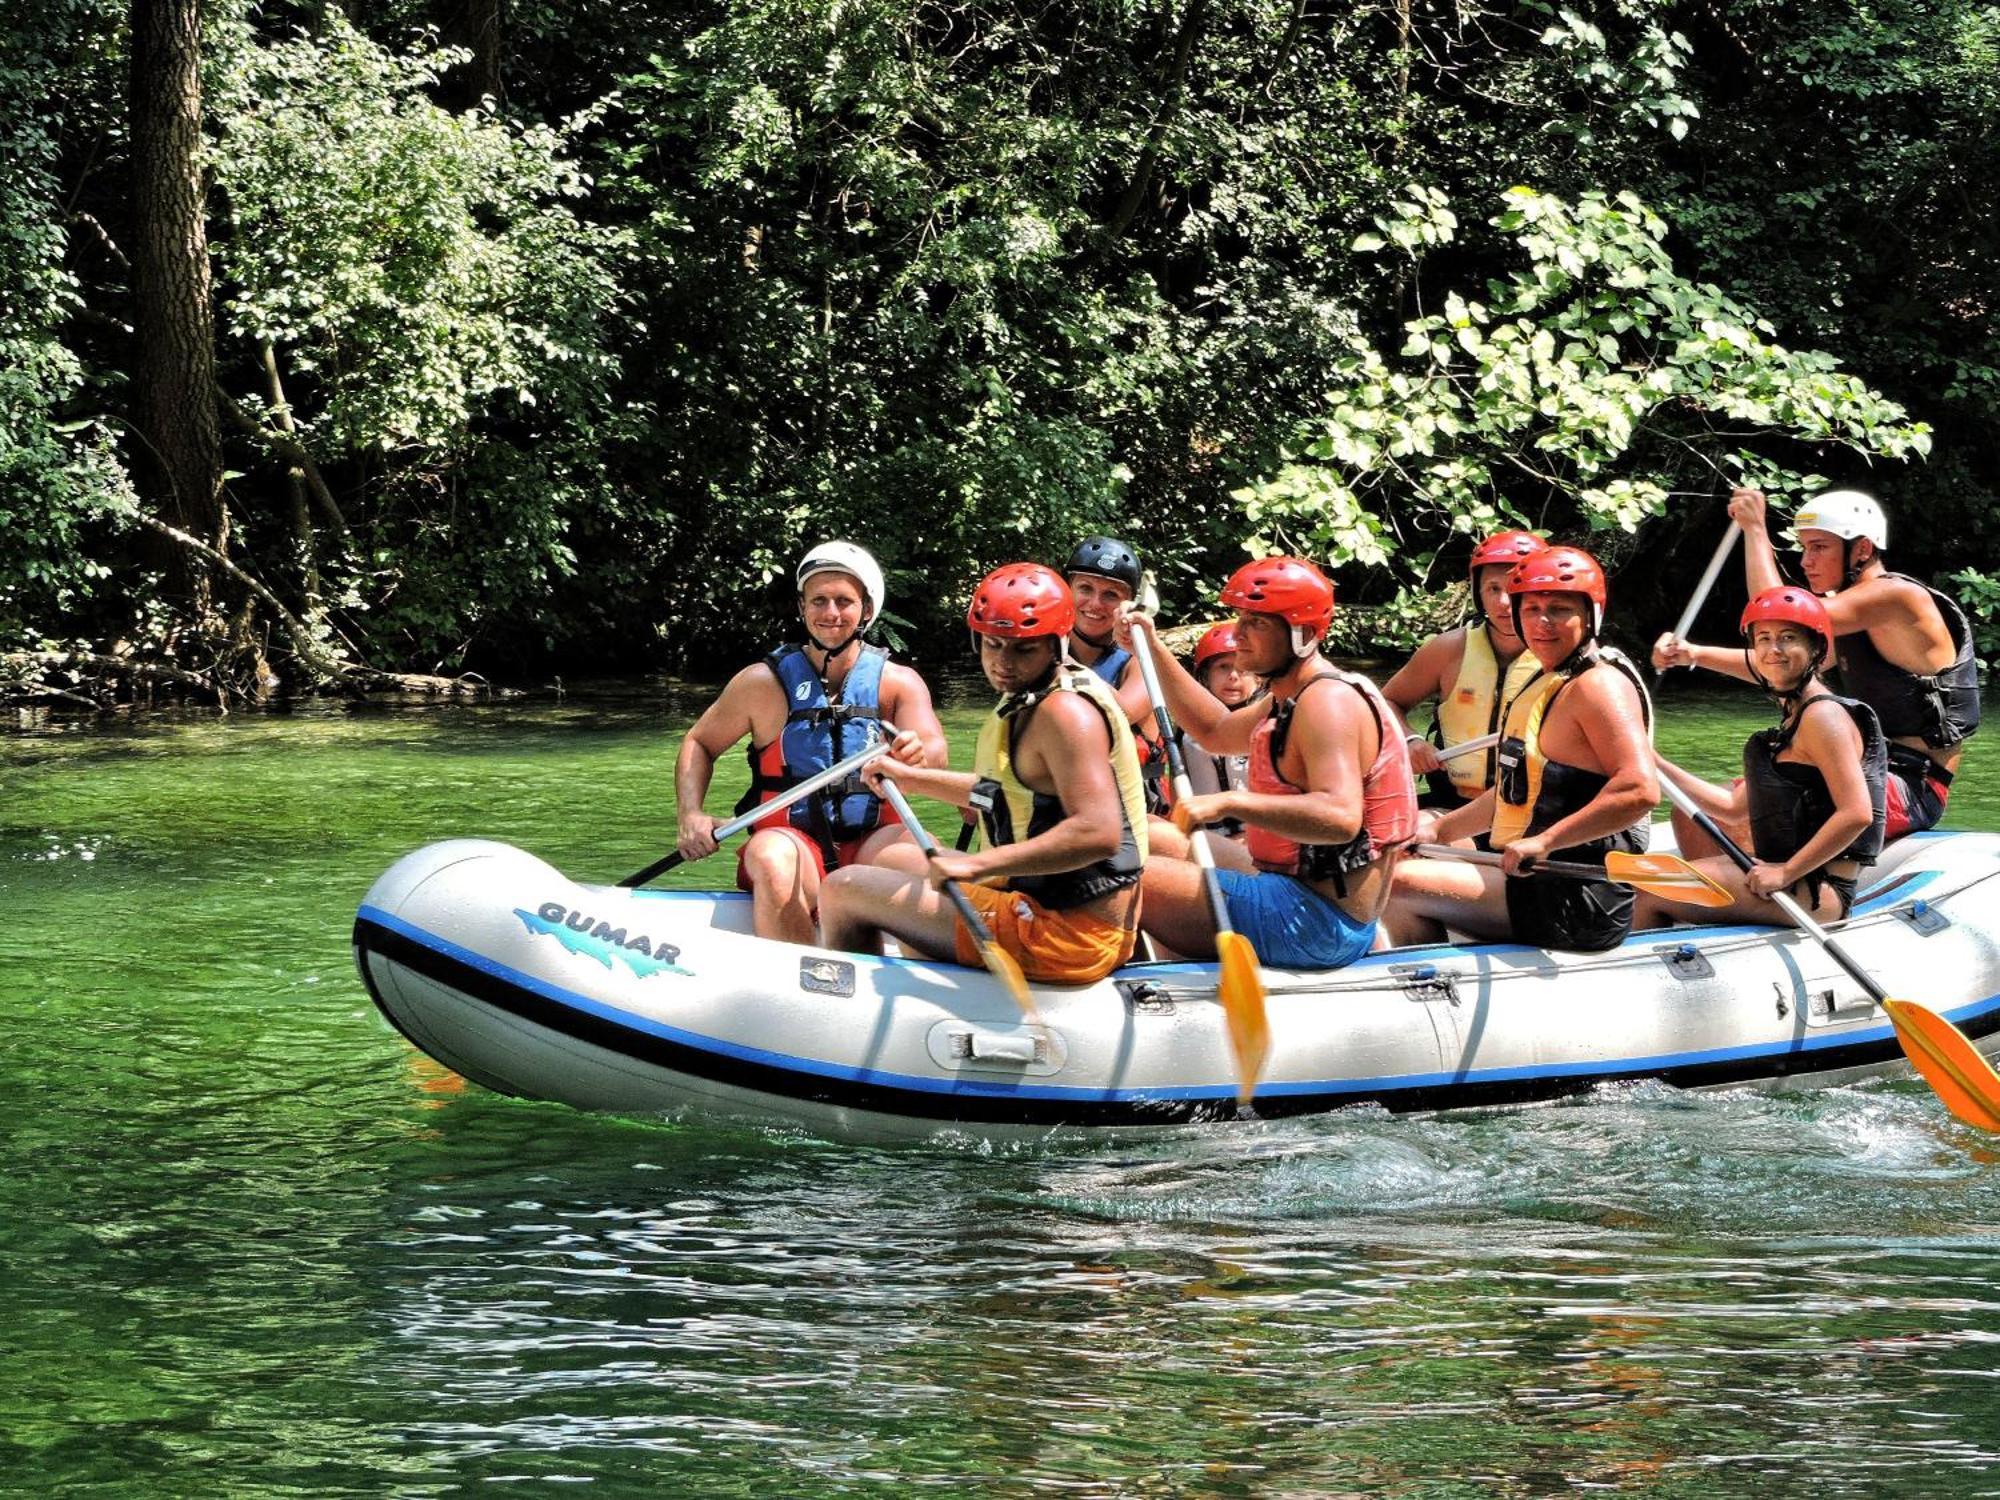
[1213,869,1376,971]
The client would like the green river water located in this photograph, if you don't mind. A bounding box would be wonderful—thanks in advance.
[5,679,2000,1497]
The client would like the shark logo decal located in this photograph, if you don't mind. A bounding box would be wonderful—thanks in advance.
[515,901,692,980]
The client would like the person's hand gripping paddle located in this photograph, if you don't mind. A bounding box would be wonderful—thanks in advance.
[1126,604,1270,1105]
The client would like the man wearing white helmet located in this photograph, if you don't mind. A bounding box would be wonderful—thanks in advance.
[1654,487,1979,847]
[674,541,948,943]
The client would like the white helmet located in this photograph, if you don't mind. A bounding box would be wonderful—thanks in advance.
[797,541,886,623]
[1785,490,1887,550]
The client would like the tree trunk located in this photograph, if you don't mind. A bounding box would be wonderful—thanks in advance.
[447,0,504,111]
[129,0,222,613]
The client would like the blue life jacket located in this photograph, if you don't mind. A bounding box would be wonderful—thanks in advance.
[1088,647,1133,690]
[734,643,888,856]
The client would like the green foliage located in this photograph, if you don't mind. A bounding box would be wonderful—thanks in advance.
[1947,568,2000,673]
[4,0,1996,684]
[0,0,130,648]
[1245,186,1928,568]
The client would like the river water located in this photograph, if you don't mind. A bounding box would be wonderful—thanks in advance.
[5,680,2000,1495]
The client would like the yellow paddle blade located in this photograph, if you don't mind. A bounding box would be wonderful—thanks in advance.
[1215,929,1271,1106]
[1604,850,1735,908]
[978,937,1038,1023]
[1883,999,2000,1133]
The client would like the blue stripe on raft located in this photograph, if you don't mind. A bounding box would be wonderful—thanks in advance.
[357,903,2000,1106]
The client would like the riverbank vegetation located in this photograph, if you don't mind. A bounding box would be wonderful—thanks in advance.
[5,0,1993,706]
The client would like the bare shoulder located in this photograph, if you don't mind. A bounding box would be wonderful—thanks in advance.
[1795,695,1864,756]
[880,661,936,704]
[1566,659,1645,715]
[1034,688,1114,745]
[1385,626,1465,701]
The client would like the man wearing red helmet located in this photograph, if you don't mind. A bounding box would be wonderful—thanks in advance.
[1383,530,1550,810]
[818,564,1150,983]
[1636,586,1886,928]
[1654,487,1977,845]
[1379,547,1660,952]
[673,542,948,944]
[1117,557,1416,969]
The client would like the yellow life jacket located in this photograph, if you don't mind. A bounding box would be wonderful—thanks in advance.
[970,664,1149,910]
[1489,648,1651,849]
[1436,624,1544,796]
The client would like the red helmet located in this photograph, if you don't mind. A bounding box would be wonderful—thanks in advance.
[1506,546,1608,634]
[967,563,1074,639]
[1469,529,1549,578]
[1220,557,1335,630]
[1191,623,1241,675]
[1740,585,1834,660]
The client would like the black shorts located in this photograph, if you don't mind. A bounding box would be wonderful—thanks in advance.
[1504,830,1646,953]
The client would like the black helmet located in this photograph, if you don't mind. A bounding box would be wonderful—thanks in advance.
[1064,535,1142,594]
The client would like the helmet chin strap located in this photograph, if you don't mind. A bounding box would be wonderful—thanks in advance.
[1289,624,1321,659]
[1841,538,1867,590]
[1072,624,1114,652]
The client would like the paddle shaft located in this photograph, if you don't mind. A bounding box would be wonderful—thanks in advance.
[620,731,896,887]
[1413,842,1641,883]
[1658,778,1887,1004]
[874,774,1008,957]
[1128,627,1233,935]
[1434,732,1497,764]
[1669,522,1742,644]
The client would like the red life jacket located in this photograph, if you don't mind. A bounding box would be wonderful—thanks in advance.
[1245,667,1416,890]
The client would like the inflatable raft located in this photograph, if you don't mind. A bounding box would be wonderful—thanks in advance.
[353,832,2000,1140]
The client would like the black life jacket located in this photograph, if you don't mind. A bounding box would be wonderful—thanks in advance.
[1743,693,1887,869]
[1832,573,1981,748]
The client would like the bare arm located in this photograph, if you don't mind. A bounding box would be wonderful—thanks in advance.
[1652,750,1744,822]
[673,666,769,857]
[882,664,950,767]
[1730,487,1785,595]
[1773,701,1875,884]
[1513,670,1658,855]
[945,693,1128,881]
[1205,679,1372,845]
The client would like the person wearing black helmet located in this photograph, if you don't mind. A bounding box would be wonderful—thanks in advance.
[673,542,949,944]
[1063,536,1174,825]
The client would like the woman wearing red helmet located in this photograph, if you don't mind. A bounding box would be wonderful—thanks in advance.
[1379,546,1660,953]
[818,563,1151,983]
[1115,556,1418,970]
[1654,486,1976,846]
[1175,623,1262,851]
[1635,586,1887,928]
[1383,529,1550,809]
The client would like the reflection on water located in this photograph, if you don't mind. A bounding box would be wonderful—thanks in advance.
[3,690,2000,1494]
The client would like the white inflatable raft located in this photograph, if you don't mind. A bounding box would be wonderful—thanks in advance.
[353,832,2000,1140]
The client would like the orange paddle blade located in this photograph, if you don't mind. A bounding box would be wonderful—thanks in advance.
[978,936,1038,1022]
[1883,999,2000,1133]
[1215,930,1271,1105]
[1604,850,1734,908]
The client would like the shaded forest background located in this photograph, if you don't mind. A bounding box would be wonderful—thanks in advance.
[3,0,1995,704]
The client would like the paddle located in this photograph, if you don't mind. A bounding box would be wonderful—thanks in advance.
[621,736,895,888]
[1435,732,1498,764]
[1127,616,1270,1103]
[1660,521,1742,668]
[874,773,1036,1020]
[1410,843,1734,908]
[1657,778,2000,1132]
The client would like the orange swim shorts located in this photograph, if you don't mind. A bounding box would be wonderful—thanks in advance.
[951,885,1137,985]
